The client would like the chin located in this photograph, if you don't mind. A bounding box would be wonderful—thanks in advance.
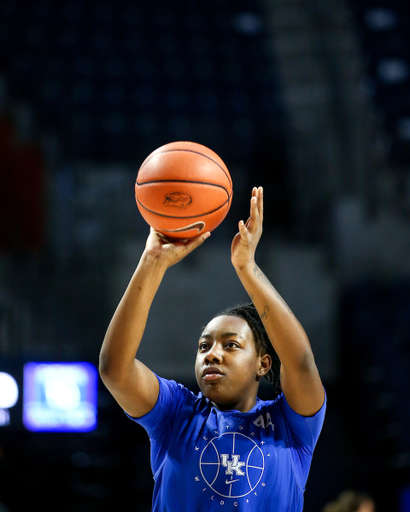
[201,386,233,408]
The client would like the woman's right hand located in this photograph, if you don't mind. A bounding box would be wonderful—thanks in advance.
[144,228,211,268]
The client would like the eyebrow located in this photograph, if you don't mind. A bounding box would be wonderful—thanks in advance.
[199,332,239,340]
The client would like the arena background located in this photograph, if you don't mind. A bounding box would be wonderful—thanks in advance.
[0,0,410,511]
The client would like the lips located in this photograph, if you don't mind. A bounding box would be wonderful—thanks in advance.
[202,366,224,381]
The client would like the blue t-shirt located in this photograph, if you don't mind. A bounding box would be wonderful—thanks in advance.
[127,375,326,512]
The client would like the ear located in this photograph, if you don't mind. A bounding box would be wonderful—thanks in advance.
[257,353,272,377]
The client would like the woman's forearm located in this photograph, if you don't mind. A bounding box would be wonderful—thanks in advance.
[99,251,168,384]
[235,261,314,371]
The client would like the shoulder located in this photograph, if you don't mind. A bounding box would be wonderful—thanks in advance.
[254,392,326,432]
[156,375,202,409]
[254,393,285,415]
[257,391,326,418]
[143,376,210,419]
[276,391,327,449]
[127,375,210,437]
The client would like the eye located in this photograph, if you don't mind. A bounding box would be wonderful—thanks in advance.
[198,342,209,351]
[225,341,238,349]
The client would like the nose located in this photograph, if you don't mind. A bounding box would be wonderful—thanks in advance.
[205,342,223,364]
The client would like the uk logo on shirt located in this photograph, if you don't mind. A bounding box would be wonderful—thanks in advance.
[199,432,265,499]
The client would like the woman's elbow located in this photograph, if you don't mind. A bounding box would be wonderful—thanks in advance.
[98,350,116,384]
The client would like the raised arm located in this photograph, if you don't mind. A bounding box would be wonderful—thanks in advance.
[99,228,210,418]
[231,187,324,416]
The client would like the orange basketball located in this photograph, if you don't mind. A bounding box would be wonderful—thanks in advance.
[135,141,233,239]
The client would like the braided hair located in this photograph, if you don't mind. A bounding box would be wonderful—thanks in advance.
[215,302,281,397]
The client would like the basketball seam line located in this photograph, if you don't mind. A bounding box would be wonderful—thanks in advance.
[140,148,232,187]
[135,179,232,197]
[136,197,231,219]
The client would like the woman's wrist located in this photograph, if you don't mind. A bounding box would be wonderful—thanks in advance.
[140,250,170,272]
[232,259,255,274]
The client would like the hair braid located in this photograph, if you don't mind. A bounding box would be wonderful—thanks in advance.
[215,302,281,397]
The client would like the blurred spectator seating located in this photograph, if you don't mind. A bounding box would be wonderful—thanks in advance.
[348,0,410,165]
[341,279,410,481]
[0,0,286,164]
[0,113,45,253]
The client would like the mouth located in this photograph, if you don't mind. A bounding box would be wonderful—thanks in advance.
[202,367,224,381]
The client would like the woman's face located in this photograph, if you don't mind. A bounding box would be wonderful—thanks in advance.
[194,315,270,412]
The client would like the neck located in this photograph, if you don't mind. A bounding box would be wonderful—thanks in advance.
[211,396,257,413]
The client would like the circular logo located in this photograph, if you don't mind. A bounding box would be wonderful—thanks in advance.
[199,432,264,499]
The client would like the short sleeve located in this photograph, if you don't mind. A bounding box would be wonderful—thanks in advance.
[125,375,197,476]
[280,391,327,490]
[125,374,188,439]
[281,392,327,450]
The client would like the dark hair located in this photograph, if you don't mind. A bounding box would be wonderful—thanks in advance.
[215,302,281,396]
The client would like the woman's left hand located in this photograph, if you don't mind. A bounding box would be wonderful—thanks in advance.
[231,187,263,270]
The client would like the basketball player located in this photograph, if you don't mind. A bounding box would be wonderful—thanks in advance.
[99,186,326,511]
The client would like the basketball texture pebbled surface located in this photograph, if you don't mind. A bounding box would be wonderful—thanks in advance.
[135,141,233,239]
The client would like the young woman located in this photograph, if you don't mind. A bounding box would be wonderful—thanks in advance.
[99,187,326,511]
